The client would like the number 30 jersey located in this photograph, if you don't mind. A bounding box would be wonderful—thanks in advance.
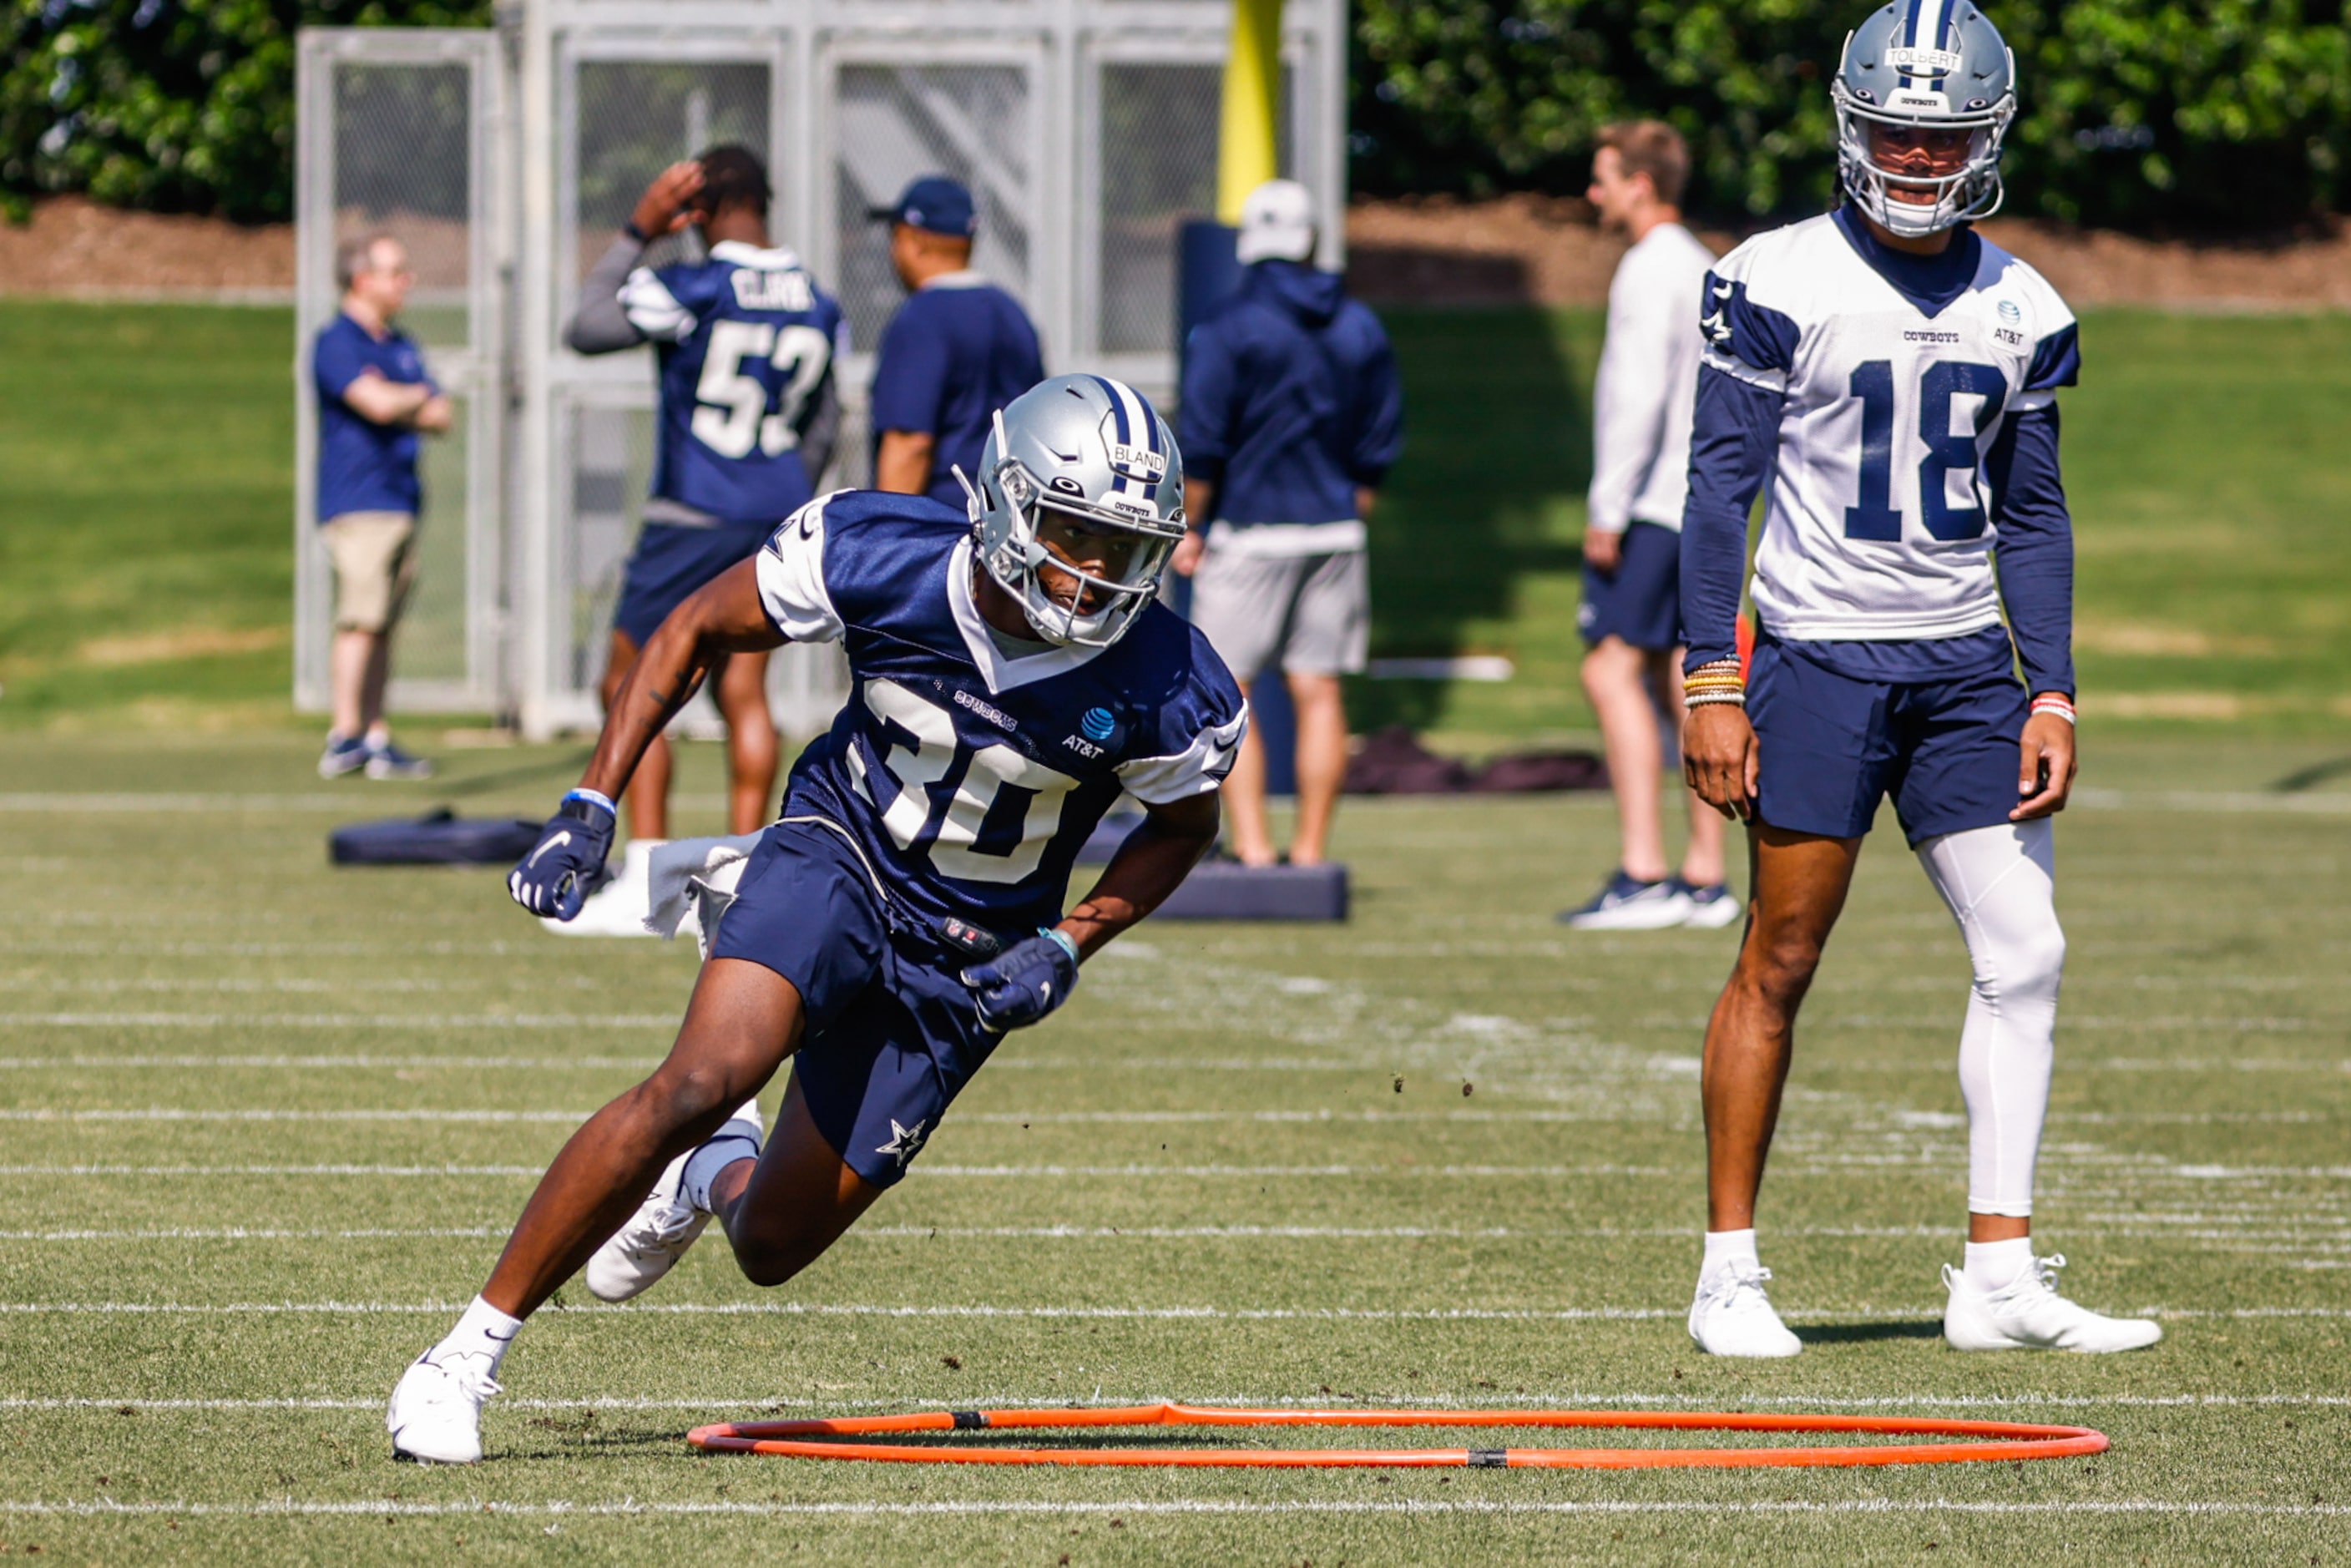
[755,489,1248,935]
[1700,207,2080,643]
[619,240,847,524]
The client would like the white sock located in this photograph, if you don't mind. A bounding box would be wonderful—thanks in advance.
[1964,1237,2035,1293]
[1701,1228,1760,1277]
[433,1294,523,1376]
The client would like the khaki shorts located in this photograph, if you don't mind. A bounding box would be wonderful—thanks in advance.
[321,511,418,634]
[1189,547,1370,684]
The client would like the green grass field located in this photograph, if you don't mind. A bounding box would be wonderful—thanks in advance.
[6,301,2350,742]
[1,732,2346,1562]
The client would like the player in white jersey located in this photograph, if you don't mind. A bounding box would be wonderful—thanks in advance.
[1561,120,1734,931]
[1676,0,2159,1358]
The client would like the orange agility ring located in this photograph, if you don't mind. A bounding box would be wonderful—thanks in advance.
[688,1403,2107,1469]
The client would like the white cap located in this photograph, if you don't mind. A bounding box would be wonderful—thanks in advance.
[1235,179,1317,265]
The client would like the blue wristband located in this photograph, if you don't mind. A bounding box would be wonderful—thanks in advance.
[564,787,618,817]
[1039,928,1081,966]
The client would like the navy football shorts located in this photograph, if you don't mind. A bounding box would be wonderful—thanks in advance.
[706,817,1000,1190]
[612,519,773,648]
[1578,519,1683,651]
[1748,637,2030,845]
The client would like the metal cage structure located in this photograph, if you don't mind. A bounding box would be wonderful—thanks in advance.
[295,0,1346,738]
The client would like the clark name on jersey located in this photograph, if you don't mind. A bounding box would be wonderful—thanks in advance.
[1701,205,2080,643]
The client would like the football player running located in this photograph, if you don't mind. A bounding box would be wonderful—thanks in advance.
[387,376,1244,1462]
[1678,2,2158,1357]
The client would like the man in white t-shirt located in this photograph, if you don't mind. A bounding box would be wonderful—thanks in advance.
[1561,122,1734,930]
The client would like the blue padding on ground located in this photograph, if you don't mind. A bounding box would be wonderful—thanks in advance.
[1154,861,1348,922]
[329,810,544,866]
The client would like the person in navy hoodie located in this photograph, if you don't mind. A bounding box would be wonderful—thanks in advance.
[1173,180,1403,867]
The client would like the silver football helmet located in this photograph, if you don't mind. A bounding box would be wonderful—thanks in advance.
[960,374,1186,649]
[1832,1,2016,238]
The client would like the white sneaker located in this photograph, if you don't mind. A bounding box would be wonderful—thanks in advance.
[1943,1254,2162,1353]
[1688,1262,1803,1358]
[584,1150,711,1302]
[1559,871,1691,931]
[544,838,663,938]
[387,1348,501,1464]
[1675,879,1743,929]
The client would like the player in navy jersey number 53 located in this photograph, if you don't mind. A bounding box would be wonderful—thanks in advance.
[1676,2,2159,1360]
[564,147,848,876]
[387,376,1244,1463]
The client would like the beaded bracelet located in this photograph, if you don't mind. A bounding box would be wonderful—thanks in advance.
[1683,658,1746,707]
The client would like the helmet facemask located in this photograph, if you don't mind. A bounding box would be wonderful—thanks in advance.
[966,412,1185,649]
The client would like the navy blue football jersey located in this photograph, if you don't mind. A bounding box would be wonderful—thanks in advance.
[755,490,1247,933]
[620,240,847,524]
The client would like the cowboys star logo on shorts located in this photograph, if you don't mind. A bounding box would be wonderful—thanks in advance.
[875,1117,929,1167]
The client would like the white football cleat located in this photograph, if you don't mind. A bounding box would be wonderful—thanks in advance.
[1942,1254,2162,1353]
[387,1349,501,1464]
[544,838,663,937]
[1688,1262,1804,1358]
[584,1150,711,1302]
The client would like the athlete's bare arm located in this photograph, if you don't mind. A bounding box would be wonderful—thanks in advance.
[579,558,782,804]
[1059,792,1220,958]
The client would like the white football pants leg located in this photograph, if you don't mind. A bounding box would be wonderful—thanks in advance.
[1915,819,2064,1217]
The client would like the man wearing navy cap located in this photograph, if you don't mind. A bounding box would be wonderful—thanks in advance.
[867,175,1046,505]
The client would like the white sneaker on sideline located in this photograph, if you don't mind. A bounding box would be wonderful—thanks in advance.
[387,1348,501,1464]
[1560,871,1691,931]
[584,1150,711,1302]
[545,838,664,938]
[1676,879,1743,929]
[1942,1254,2162,1353]
[1688,1262,1803,1358]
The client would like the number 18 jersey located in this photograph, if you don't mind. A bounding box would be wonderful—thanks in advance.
[620,240,847,524]
[1701,208,2080,643]
[756,490,1248,936]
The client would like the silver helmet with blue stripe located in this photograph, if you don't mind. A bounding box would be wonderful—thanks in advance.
[1833,0,2016,237]
[960,373,1186,648]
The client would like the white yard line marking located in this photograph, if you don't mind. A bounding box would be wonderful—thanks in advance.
[0,1013,672,1029]
[7,1390,2347,1413]
[0,1499,2343,1520]
[2071,787,2351,816]
[0,1110,593,1123]
[0,1223,1961,1243]
[0,1164,548,1176]
[0,1055,656,1070]
[3,1300,2346,1322]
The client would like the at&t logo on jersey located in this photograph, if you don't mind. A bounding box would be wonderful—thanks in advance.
[1064,706,1120,759]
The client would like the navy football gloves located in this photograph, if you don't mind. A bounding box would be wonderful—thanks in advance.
[961,928,1081,1030]
[508,790,617,920]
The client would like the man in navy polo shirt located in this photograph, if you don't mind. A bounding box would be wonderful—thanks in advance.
[311,233,451,781]
[866,175,1046,504]
[1173,179,1403,868]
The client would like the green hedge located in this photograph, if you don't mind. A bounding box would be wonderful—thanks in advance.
[2,0,489,224]
[1352,0,2351,229]
[7,1,2348,230]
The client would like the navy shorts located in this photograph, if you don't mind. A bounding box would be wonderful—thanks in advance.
[706,819,1000,1190]
[612,519,772,647]
[1749,638,2030,845]
[1578,520,1682,651]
